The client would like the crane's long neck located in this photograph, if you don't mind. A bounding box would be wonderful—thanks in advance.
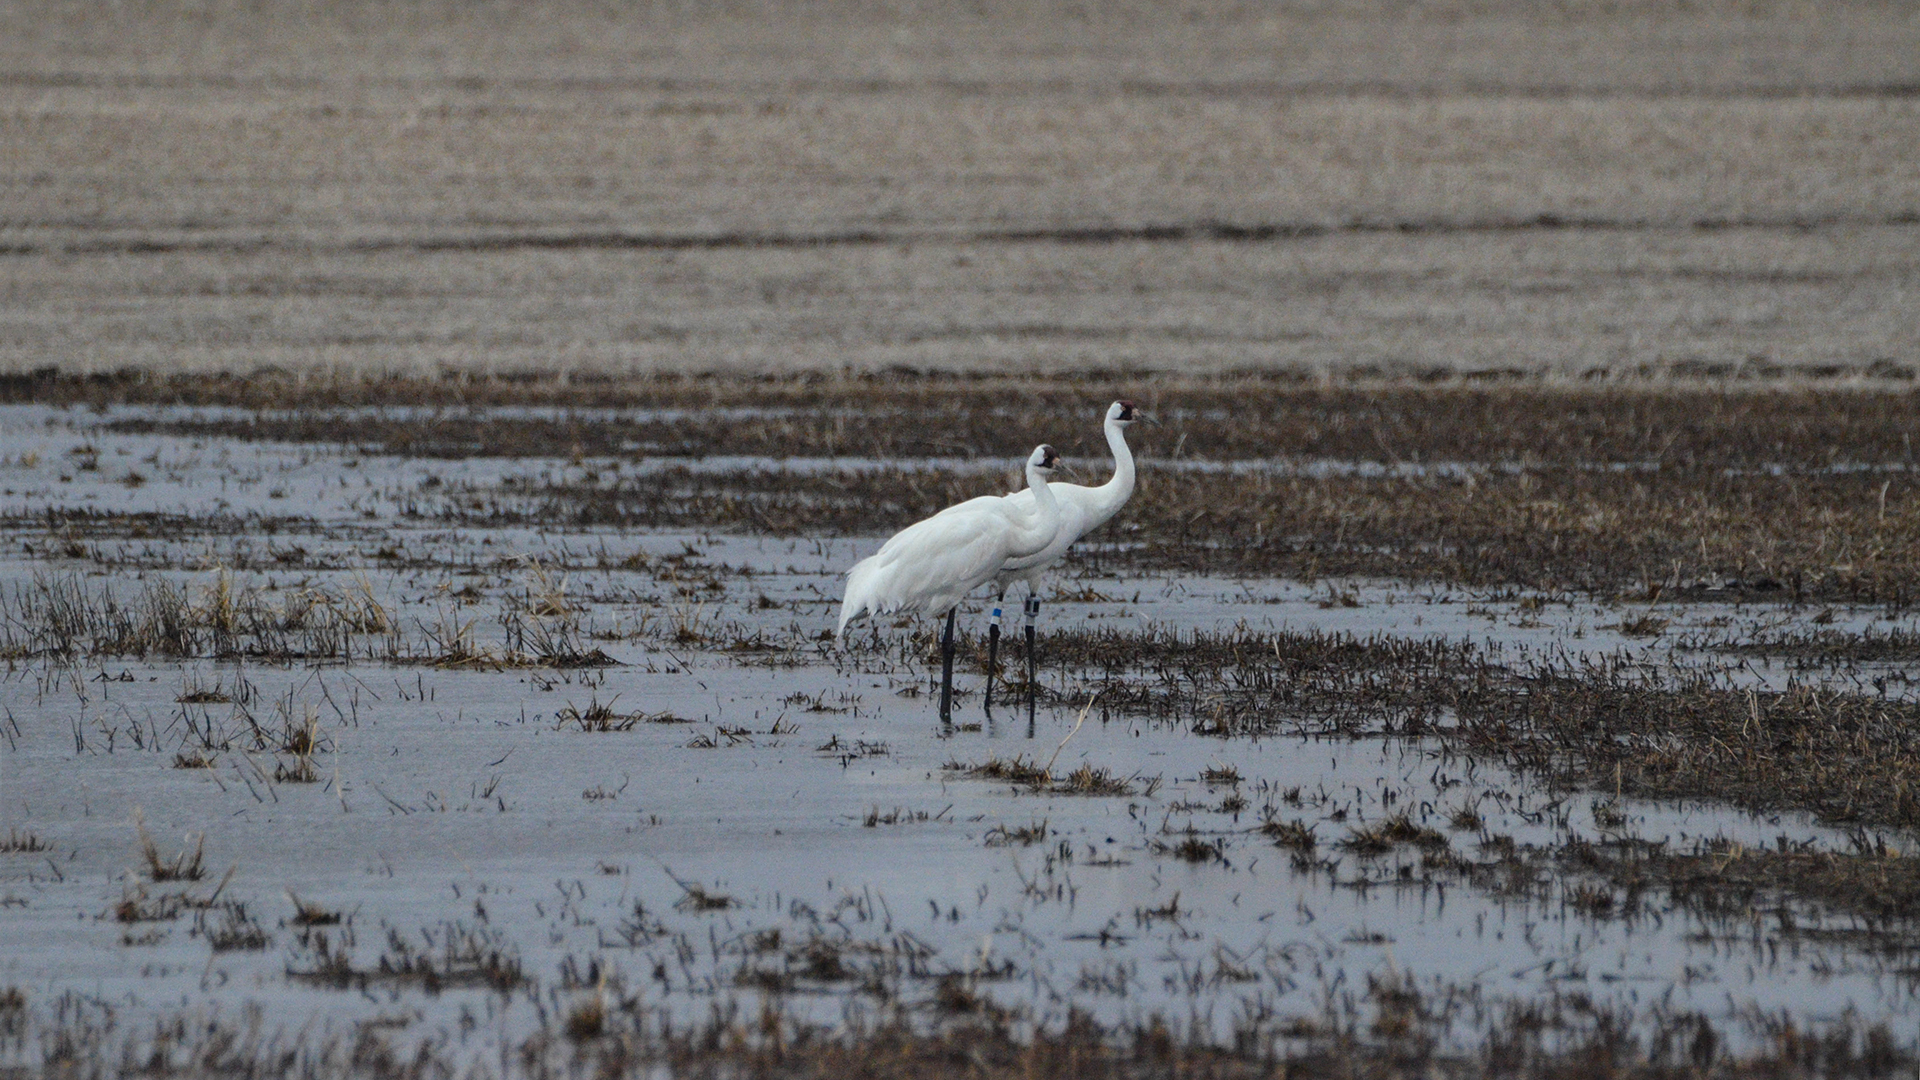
[1092,417,1136,517]
[1013,461,1062,555]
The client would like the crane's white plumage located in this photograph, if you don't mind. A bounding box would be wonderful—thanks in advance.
[838,445,1063,635]
[987,400,1138,598]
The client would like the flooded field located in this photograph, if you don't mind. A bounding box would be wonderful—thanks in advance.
[8,0,1920,1071]
[6,387,1920,1075]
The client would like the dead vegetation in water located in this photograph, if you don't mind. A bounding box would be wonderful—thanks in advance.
[943,755,1135,797]
[1454,661,1920,835]
[1,828,47,853]
[175,678,235,704]
[555,696,677,732]
[1560,834,1920,929]
[112,854,237,929]
[666,873,739,913]
[983,820,1050,848]
[498,566,621,668]
[14,378,1900,605]
[1407,824,1920,954]
[1057,624,1476,736]
[1682,624,1920,665]
[286,891,343,926]
[1339,814,1451,857]
[7,948,1912,1079]
[861,805,951,828]
[16,991,1918,1080]
[722,928,940,997]
[1150,828,1230,866]
[0,571,396,661]
[136,817,206,883]
[401,453,1920,605]
[77,380,1920,604]
[0,568,627,669]
[1059,622,1920,838]
[285,919,524,994]
[72,375,1920,467]
[1260,818,1318,853]
[195,901,272,952]
[110,883,191,926]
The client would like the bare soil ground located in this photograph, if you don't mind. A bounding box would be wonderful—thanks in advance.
[3,1,1918,379]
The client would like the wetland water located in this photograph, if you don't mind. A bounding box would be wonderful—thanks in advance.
[3,404,1918,1066]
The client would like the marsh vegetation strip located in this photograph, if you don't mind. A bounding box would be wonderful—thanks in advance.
[44,378,1920,466]
[7,400,1920,1071]
[37,382,1920,602]
[1049,622,1920,835]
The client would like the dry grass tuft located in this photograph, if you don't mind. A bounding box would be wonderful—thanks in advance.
[1260,818,1317,853]
[946,755,1052,788]
[983,820,1050,848]
[1200,765,1242,786]
[136,817,205,882]
[556,697,643,732]
[286,891,342,926]
[945,755,1133,796]
[286,919,523,994]
[1054,764,1133,797]
[671,878,739,913]
[1,828,47,853]
[1341,814,1450,856]
[1151,829,1228,865]
[198,902,271,952]
[112,883,187,925]
[564,993,606,1042]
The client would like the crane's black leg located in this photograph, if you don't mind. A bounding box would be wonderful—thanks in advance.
[984,596,1003,714]
[939,607,956,723]
[1024,594,1040,729]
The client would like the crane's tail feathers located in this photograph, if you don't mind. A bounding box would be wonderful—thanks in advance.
[836,599,864,637]
[838,554,884,636]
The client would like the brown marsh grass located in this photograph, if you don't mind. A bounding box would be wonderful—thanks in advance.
[285,919,524,995]
[1561,834,1920,928]
[1050,623,1920,840]
[0,572,393,661]
[285,891,343,926]
[496,460,1920,603]
[197,901,272,952]
[74,379,1920,603]
[135,817,205,883]
[79,376,1920,467]
[1684,624,1920,664]
[11,971,1910,1079]
[945,755,1136,797]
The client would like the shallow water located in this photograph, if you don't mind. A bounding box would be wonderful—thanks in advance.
[3,404,1917,1063]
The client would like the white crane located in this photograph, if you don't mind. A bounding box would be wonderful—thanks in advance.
[975,400,1143,716]
[837,445,1064,721]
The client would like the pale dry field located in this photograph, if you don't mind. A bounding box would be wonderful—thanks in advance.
[2,0,1918,378]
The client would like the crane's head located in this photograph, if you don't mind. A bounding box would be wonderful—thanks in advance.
[1109,400,1150,425]
[1029,444,1060,473]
